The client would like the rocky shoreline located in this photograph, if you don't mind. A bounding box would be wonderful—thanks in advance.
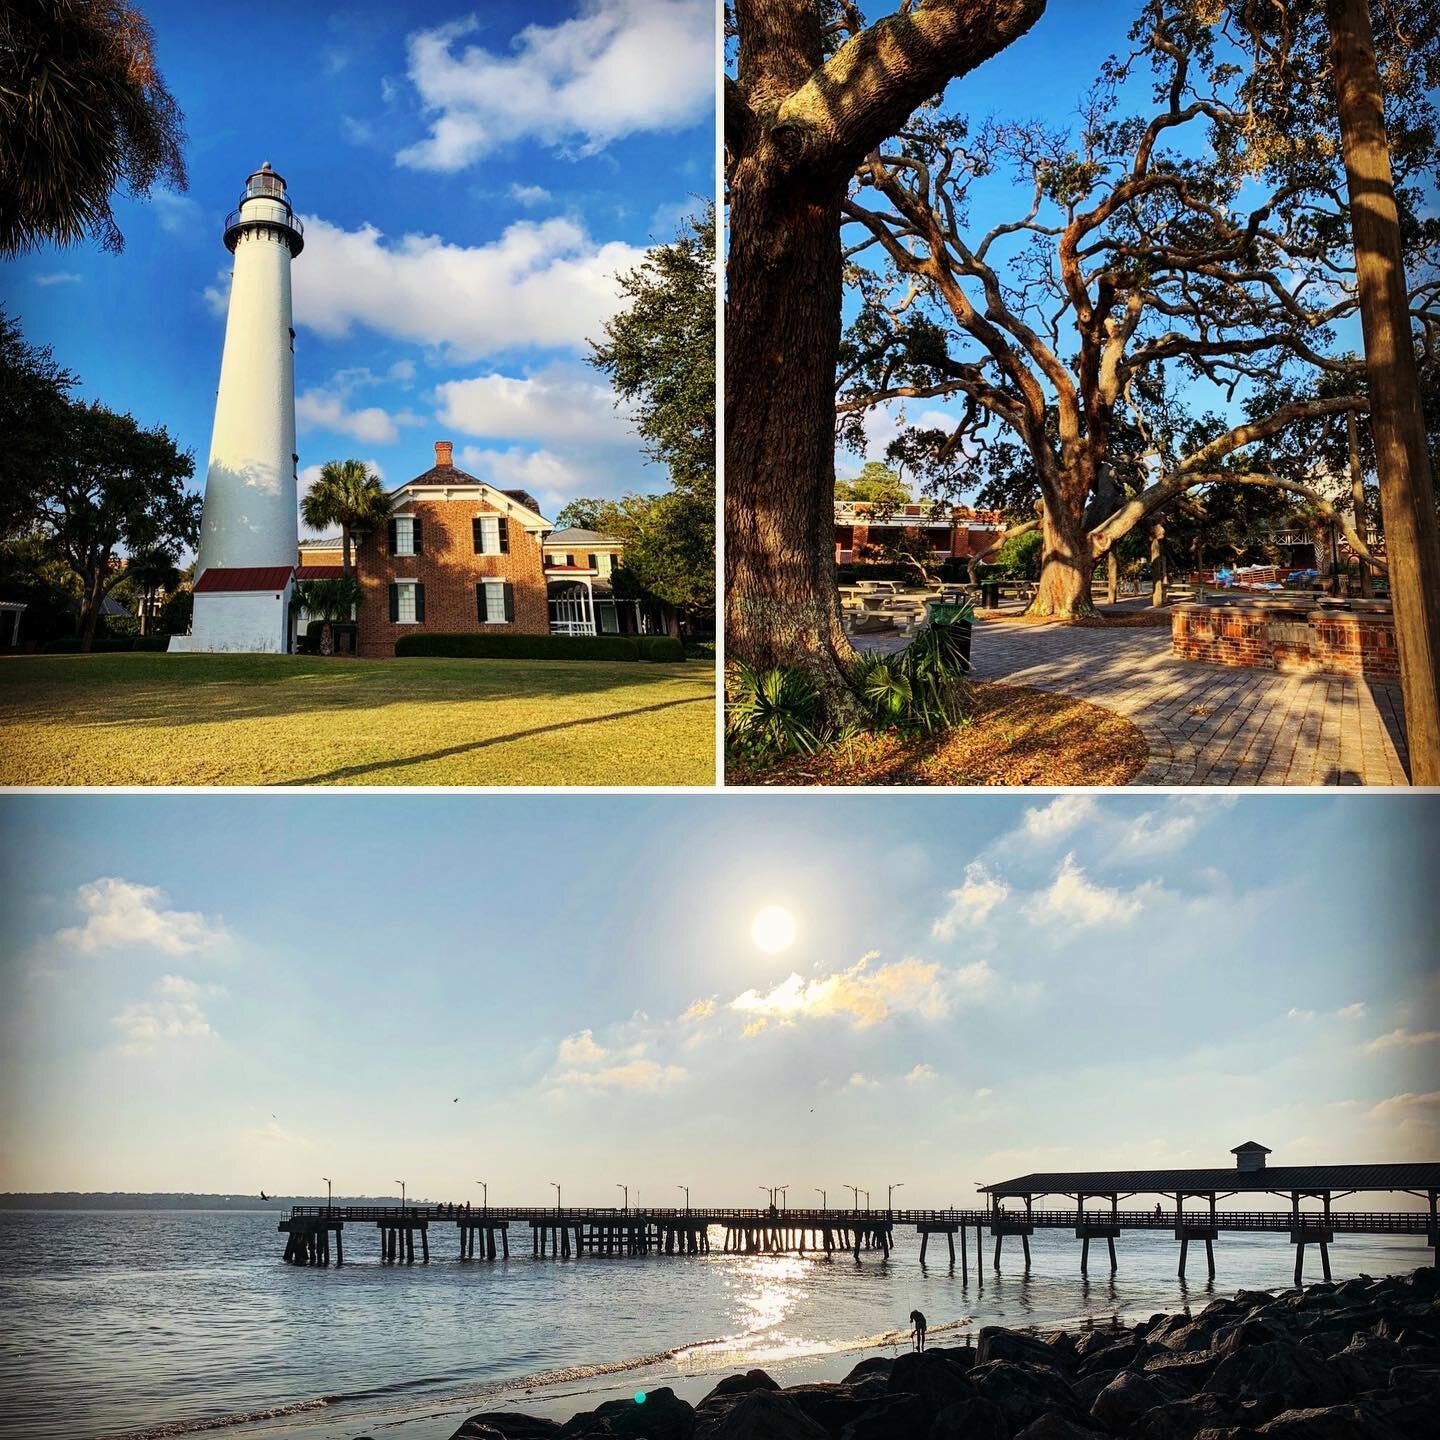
[440,1270,1439,1440]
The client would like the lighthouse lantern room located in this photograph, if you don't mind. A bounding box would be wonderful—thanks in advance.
[170,163,304,653]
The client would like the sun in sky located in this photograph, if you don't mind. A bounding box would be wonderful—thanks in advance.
[751,905,796,953]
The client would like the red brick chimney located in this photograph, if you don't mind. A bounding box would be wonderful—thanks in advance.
[434,440,453,468]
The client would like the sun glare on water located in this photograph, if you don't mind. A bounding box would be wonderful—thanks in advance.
[751,905,796,952]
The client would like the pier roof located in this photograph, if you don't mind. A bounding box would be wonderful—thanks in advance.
[981,1162,1440,1197]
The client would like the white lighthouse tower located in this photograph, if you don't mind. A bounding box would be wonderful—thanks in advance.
[171,162,304,653]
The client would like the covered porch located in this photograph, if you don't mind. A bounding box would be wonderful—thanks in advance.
[547,576,665,638]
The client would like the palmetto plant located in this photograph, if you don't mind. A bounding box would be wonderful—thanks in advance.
[0,1,188,256]
[725,661,826,756]
[299,460,391,575]
[851,616,973,736]
[291,576,362,657]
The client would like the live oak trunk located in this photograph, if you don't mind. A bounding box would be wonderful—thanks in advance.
[725,148,860,716]
[1149,522,1167,608]
[1028,492,1098,618]
[1329,0,1440,783]
[725,0,1046,718]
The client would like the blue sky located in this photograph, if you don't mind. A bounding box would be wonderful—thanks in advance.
[1,794,1435,1202]
[0,1,714,530]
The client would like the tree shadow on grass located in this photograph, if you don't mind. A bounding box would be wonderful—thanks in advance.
[0,654,712,733]
[279,694,712,784]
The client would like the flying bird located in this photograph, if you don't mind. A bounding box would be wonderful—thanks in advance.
[453,1097,459,1103]
[260,1191,269,1201]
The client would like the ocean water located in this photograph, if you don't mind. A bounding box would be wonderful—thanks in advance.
[0,1210,1429,1440]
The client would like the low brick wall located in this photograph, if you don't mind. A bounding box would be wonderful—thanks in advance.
[1172,601,1399,680]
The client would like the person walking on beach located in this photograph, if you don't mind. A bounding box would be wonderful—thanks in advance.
[910,1309,927,1352]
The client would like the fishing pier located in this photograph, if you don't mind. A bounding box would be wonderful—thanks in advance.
[277,1145,1439,1286]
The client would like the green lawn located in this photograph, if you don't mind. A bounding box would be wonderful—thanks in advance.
[0,653,716,786]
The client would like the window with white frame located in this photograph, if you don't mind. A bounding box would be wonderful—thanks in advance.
[481,579,508,623]
[475,515,505,554]
[395,580,419,622]
[394,516,416,555]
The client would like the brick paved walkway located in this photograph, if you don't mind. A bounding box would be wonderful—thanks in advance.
[963,620,1410,785]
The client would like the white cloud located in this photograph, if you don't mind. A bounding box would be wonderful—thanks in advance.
[731,952,953,1032]
[904,1063,938,1086]
[548,1029,684,1092]
[295,387,420,445]
[32,271,82,286]
[932,862,1008,938]
[56,878,226,956]
[436,364,632,445]
[1023,796,1096,841]
[1365,1028,1440,1052]
[974,1087,993,1100]
[151,189,200,235]
[1118,811,1197,854]
[1366,1090,1440,1153]
[453,444,590,504]
[556,1029,608,1066]
[1335,1002,1368,1020]
[396,2,713,171]
[241,1120,310,1148]
[510,183,552,206]
[294,215,646,362]
[1025,854,1152,930]
[680,997,715,1022]
[846,1072,880,1090]
[112,974,219,1056]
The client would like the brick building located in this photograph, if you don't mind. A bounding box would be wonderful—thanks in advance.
[292,442,657,656]
[834,500,1006,567]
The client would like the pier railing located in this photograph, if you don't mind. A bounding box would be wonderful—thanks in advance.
[287,1204,1433,1234]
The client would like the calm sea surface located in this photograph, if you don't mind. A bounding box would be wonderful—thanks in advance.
[0,1210,1429,1440]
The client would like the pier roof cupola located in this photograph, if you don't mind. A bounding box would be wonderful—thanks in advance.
[223,160,304,256]
[1231,1141,1272,1172]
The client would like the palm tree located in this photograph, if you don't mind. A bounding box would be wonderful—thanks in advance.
[125,545,180,637]
[0,1,188,256]
[300,460,391,576]
[291,576,363,657]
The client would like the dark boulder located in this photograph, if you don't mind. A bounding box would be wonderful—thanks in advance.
[1128,1392,1278,1440]
[1091,1369,1169,1431]
[968,1360,1083,1433]
[453,1417,562,1440]
[779,1380,886,1435]
[1075,1340,1140,1379]
[929,1396,1008,1440]
[835,1393,928,1440]
[694,1391,828,1440]
[448,1427,508,1440]
[1014,1417,1109,1440]
[886,1351,973,1419]
[1205,1341,1351,1410]
[703,1374,782,1405]
[843,1357,893,1384]
[977,1327,1072,1371]
[1254,1404,1407,1439]
[561,1389,694,1440]
[1140,1349,1218,1391]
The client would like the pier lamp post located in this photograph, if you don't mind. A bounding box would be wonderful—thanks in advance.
[779,1186,789,1210]
[863,1190,871,1211]
[618,1182,629,1213]
[396,1179,406,1215]
[552,1182,561,1213]
[815,1188,826,1211]
[678,1184,690,1213]
[847,1184,860,1212]
[323,1176,332,1216]
[888,1182,903,1216]
[759,1184,772,1208]
[476,1180,487,1213]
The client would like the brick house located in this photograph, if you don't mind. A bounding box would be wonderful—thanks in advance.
[292,441,658,656]
[835,500,1006,567]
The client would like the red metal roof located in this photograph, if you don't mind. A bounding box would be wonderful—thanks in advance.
[293,565,344,580]
[194,566,294,593]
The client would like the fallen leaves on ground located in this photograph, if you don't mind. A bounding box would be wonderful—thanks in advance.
[727,683,1148,787]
